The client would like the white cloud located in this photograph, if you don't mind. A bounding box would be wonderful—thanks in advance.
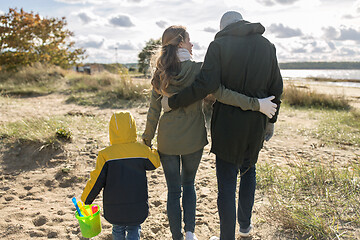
[256,0,299,6]
[55,0,90,4]
[340,0,360,19]
[109,14,135,27]
[270,37,345,62]
[327,41,336,50]
[340,47,357,56]
[311,46,326,53]
[192,42,202,50]
[76,35,105,49]
[109,42,137,51]
[69,9,108,28]
[3,0,356,63]
[83,49,113,63]
[203,27,217,33]
[256,0,275,6]
[342,14,356,19]
[291,47,307,53]
[323,26,360,42]
[55,0,143,4]
[338,27,360,42]
[276,0,299,4]
[156,20,167,28]
[268,24,303,38]
[84,40,104,48]
[322,26,338,40]
[78,12,94,24]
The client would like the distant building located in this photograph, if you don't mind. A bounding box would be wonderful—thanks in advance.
[74,64,105,74]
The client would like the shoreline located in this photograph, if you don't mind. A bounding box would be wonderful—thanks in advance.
[280,69,360,87]
[284,77,360,88]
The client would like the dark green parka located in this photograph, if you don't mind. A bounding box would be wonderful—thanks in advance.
[168,20,283,166]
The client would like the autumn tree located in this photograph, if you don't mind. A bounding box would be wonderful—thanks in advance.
[137,38,161,77]
[0,8,85,70]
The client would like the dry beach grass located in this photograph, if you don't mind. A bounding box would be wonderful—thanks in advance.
[0,69,359,239]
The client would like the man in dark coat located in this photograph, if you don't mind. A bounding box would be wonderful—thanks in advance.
[163,11,283,240]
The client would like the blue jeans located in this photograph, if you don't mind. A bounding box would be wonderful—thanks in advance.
[216,156,256,240]
[112,225,141,240]
[160,148,203,240]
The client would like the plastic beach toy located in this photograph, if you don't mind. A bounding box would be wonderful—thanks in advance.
[72,197,83,217]
[92,205,98,214]
[75,204,101,238]
[78,201,90,216]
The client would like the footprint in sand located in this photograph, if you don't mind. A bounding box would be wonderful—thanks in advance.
[44,179,56,188]
[152,200,162,207]
[3,224,24,237]
[69,223,80,234]
[57,210,66,216]
[52,217,64,223]
[47,230,58,238]
[151,226,161,234]
[33,215,48,227]
[4,195,15,201]
[0,191,5,199]
[29,230,45,237]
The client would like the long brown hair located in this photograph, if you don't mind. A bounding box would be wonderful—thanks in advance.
[152,25,187,96]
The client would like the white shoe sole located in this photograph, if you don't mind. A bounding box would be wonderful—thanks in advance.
[239,225,253,237]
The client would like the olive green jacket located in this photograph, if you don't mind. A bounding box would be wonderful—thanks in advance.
[142,60,259,155]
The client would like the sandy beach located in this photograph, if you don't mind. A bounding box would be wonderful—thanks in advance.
[1,80,359,240]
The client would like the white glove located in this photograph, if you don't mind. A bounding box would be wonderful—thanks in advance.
[161,96,171,112]
[258,96,277,118]
[264,123,274,141]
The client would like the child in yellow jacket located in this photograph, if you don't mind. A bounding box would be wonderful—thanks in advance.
[81,111,160,240]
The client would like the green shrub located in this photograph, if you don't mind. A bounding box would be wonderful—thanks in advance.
[55,127,72,141]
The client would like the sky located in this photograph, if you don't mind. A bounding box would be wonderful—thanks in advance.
[1,0,360,64]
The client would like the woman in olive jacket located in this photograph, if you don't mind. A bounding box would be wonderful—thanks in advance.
[142,25,276,240]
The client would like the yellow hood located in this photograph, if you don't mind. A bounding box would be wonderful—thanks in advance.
[109,112,137,145]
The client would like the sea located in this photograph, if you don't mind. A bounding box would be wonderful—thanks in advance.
[280,69,360,88]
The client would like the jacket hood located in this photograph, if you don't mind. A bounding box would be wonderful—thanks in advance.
[215,20,265,39]
[109,112,137,145]
[165,61,201,95]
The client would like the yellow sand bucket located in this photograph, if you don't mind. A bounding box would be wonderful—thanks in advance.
[75,204,101,238]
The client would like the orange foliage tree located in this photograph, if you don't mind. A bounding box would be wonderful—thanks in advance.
[0,8,86,70]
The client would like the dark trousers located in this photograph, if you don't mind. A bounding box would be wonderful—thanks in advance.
[216,156,256,240]
[160,148,203,240]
